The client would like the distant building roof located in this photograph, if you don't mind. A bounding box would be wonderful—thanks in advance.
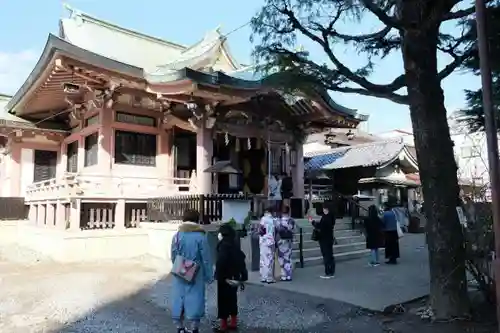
[305,139,418,171]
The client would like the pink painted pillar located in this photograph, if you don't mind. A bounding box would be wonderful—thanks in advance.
[69,199,81,231]
[293,144,305,198]
[77,136,85,171]
[55,201,67,230]
[58,143,68,177]
[28,204,37,225]
[9,140,21,196]
[46,203,55,227]
[37,204,46,226]
[158,129,172,179]
[98,109,113,171]
[196,125,213,194]
[114,199,126,229]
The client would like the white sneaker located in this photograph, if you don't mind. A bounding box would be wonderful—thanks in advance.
[320,275,332,279]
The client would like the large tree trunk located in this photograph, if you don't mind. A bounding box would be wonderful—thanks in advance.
[400,4,470,319]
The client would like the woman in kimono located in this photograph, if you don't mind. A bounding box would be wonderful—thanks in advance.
[170,209,213,333]
[259,207,277,283]
[276,205,295,281]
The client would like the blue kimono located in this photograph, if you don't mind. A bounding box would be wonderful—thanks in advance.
[171,222,213,325]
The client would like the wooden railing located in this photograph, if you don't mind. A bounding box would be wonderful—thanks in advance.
[81,203,115,230]
[80,202,149,230]
[25,173,192,202]
[147,194,248,223]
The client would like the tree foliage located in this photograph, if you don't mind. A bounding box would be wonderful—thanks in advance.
[251,0,477,105]
[458,3,500,133]
[250,0,494,319]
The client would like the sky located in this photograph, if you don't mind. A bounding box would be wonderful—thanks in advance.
[0,0,481,133]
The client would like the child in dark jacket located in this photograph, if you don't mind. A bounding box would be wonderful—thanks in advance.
[215,224,248,332]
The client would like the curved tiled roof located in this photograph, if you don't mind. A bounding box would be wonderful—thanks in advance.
[305,139,417,171]
[61,5,239,73]
[6,5,362,124]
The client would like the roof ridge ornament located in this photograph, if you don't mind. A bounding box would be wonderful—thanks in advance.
[62,3,80,19]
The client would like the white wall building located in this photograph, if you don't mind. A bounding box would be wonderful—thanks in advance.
[377,114,491,199]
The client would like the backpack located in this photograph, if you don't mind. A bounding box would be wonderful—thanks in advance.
[233,248,248,282]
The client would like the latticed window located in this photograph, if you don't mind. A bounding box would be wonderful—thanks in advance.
[66,141,78,172]
[84,133,99,167]
[114,130,157,166]
[33,150,57,182]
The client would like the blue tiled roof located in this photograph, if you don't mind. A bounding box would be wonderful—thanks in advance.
[304,150,348,171]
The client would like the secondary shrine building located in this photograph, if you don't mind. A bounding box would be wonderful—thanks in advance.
[0,7,367,231]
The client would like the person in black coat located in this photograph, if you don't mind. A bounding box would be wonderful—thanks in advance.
[311,205,336,278]
[280,172,293,206]
[364,205,384,266]
[214,224,248,332]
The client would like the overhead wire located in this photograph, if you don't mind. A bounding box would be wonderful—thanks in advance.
[1,19,252,142]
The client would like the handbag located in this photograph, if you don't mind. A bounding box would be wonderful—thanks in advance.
[171,234,199,283]
[258,224,266,236]
[311,228,320,241]
[396,222,404,238]
[278,217,294,240]
[392,209,405,238]
[279,227,293,240]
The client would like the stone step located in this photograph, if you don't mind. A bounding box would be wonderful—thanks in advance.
[297,223,353,232]
[294,249,372,267]
[292,235,365,250]
[300,229,362,239]
[294,218,351,226]
[292,242,366,259]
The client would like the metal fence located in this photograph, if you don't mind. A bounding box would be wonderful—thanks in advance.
[0,197,28,220]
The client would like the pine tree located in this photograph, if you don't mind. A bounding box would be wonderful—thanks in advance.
[459,3,500,132]
[250,0,489,318]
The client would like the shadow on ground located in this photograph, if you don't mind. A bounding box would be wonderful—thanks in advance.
[51,273,383,333]
[51,273,497,333]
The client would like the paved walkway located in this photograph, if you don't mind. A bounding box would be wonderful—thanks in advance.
[248,234,429,311]
[0,242,394,333]
[0,226,494,333]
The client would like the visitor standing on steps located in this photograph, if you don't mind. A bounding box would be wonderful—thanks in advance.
[364,205,384,267]
[268,173,282,212]
[311,205,336,279]
[280,172,293,208]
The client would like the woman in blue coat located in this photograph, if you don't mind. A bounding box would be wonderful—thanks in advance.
[171,209,214,333]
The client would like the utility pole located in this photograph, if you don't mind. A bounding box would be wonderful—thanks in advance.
[475,0,500,328]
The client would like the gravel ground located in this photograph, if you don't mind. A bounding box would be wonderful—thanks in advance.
[0,243,495,333]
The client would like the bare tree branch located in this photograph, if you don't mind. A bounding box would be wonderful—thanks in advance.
[443,5,475,20]
[328,85,409,104]
[279,5,406,98]
[360,0,403,29]
[333,25,393,42]
[443,0,495,21]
